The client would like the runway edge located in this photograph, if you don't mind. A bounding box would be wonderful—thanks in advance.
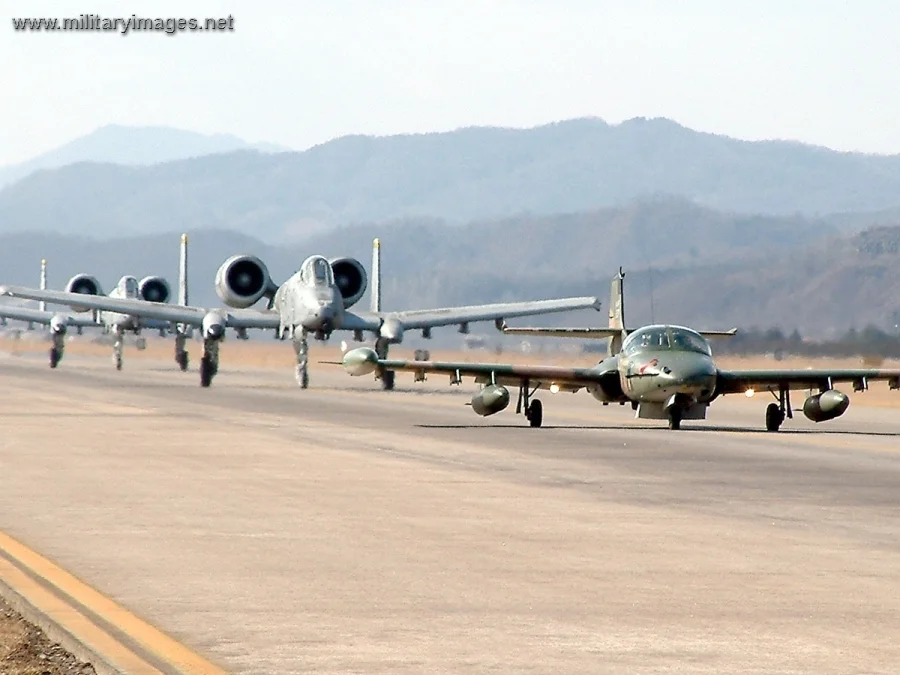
[0,529,228,675]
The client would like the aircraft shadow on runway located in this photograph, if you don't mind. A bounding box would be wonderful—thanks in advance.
[418,424,614,430]
[416,423,900,437]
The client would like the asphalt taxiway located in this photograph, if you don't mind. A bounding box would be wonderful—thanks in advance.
[1,352,899,674]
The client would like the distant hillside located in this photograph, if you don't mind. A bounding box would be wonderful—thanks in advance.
[0,124,288,189]
[0,212,897,335]
[629,226,900,337]
[300,198,834,295]
[4,117,900,241]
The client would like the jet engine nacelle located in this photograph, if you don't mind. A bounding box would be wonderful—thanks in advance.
[802,390,850,422]
[138,276,171,304]
[215,255,278,309]
[65,274,103,312]
[329,257,367,308]
[471,384,510,417]
[588,367,625,402]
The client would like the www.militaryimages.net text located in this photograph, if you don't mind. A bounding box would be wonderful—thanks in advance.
[12,14,235,35]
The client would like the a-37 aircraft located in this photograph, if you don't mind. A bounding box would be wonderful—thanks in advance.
[0,239,602,389]
[338,268,900,431]
[0,236,192,371]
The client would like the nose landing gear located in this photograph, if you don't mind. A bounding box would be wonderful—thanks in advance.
[667,409,682,430]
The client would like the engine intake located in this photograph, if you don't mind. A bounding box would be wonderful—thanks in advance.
[65,274,103,312]
[329,257,367,308]
[803,390,850,422]
[138,276,171,303]
[215,255,277,308]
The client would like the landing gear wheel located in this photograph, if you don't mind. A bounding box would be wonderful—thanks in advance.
[176,352,189,372]
[526,399,543,428]
[667,409,682,430]
[382,370,395,391]
[114,356,123,371]
[49,348,60,369]
[200,355,215,387]
[765,402,784,432]
[136,337,147,351]
[295,366,309,389]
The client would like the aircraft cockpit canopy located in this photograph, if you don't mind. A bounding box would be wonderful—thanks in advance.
[622,325,712,357]
[120,276,138,297]
[300,256,334,286]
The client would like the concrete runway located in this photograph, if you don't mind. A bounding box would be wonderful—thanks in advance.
[1,352,899,674]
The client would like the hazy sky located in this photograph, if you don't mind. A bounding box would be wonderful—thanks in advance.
[4,0,899,165]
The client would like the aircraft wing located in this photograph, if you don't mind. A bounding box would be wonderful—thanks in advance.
[0,305,99,327]
[716,368,900,395]
[219,308,282,330]
[386,296,603,331]
[338,312,384,333]
[341,348,603,393]
[0,286,281,330]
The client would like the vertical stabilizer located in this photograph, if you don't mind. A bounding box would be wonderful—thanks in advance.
[370,237,382,313]
[608,267,627,355]
[39,258,47,313]
[178,233,189,306]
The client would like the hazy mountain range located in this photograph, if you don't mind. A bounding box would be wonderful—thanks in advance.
[4,117,900,242]
[0,207,897,335]
[0,124,288,189]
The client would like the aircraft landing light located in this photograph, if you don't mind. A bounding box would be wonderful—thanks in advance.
[745,389,755,398]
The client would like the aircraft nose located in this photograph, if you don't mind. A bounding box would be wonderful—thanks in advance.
[303,304,335,331]
[672,359,718,398]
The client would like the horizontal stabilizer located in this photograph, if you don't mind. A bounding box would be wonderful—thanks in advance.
[500,326,621,339]
[698,328,738,338]
[500,324,738,339]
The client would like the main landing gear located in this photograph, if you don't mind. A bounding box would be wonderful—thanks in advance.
[374,338,395,391]
[765,387,791,432]
[174,333,190,372]
[516,380,544,428]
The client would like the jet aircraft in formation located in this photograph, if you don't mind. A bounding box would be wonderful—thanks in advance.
[339,268,900,431]
[0,235,192,371]
[0,238,602,389]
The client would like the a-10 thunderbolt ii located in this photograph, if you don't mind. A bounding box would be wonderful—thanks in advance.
[338,268,900,431]
[0,235,192,371]
[0,238,602,389]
